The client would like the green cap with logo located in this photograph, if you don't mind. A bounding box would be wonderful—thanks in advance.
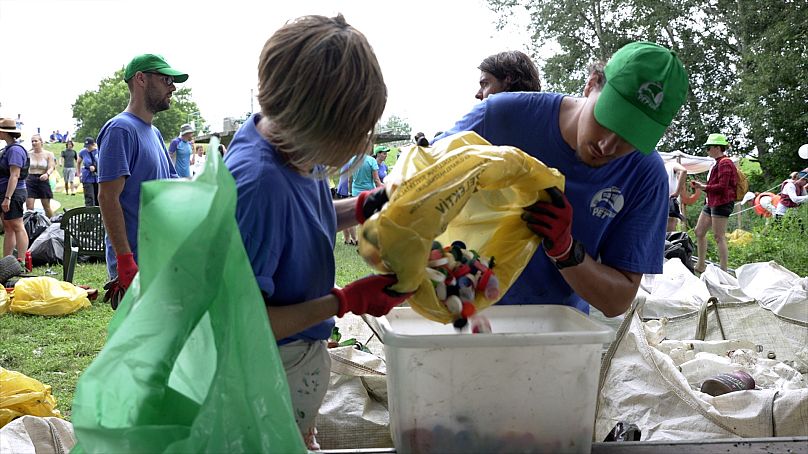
[373,145,390,154]
[703,133,729,147]
[594,41,689,154]
[124,54,189,83]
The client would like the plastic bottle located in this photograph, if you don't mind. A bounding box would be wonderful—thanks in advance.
[25,251,32,272]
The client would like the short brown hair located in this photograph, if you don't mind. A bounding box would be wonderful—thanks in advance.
[587,60,607,90]
[478,51,541,92]
[257,14,387,172]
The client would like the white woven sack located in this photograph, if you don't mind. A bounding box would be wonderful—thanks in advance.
[638,258,709,319]
[596,298,808,441]
[700,265,754,304]
[736,261,808,323]
[0,416,75,454]
[315,346,392,449]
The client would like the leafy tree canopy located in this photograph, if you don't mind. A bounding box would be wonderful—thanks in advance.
[487,0,807,183]
[72,69,205,142]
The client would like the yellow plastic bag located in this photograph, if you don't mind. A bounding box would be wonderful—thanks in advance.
[0,367,62,428]
[359,131,564,323]
[727,229,753,246]
[0,287,8,315]
[11,277,90,316]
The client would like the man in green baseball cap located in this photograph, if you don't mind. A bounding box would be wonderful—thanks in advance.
[124,53,189,83]
[95,53,189,306]
[433,41,689,318]
[691,132,737,272]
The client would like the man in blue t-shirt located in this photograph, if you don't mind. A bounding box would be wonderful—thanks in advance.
[77,137,99,206]
[97,53,186,306]
[435,41,689,317]
[169,123,195,177]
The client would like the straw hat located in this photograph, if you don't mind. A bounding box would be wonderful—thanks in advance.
[0,118,22,135]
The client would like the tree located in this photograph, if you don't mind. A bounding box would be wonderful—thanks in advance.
[377,115,411,136]
[72,69,205,142]
[486,0,807,181]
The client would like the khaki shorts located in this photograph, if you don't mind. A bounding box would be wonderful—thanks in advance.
[279,340,330,434]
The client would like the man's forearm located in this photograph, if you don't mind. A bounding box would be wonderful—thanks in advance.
[98,191,131,256]
[266,294,339,340]
[560,256,640,317]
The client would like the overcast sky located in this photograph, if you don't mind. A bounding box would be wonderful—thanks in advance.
[0,0,537,140]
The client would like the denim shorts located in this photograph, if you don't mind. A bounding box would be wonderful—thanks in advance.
[702,201,735,218]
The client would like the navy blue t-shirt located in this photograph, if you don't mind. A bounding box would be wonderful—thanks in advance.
[225,113,336,345]
[437,92,668,313]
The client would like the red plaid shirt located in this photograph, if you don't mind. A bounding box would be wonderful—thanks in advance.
[706,156,737,206]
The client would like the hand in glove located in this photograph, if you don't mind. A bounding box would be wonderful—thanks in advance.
[331,274,412,317]
[355,187,389,224]
[102,278,124,310]
[522,187,574,259]
[116,252,138,289]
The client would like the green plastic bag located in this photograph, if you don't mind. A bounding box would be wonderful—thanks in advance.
[71,139,306,453]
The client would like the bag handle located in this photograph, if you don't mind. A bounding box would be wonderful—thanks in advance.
[695,296,726,341]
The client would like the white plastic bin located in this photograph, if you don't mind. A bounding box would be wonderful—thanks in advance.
[377,305,614,453]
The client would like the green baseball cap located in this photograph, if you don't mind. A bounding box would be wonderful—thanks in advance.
[373,145,390,154]
[703,133,729,147]
[124,54,188,83]
[594,41,689,154]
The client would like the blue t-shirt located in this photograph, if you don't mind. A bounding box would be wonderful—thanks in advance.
[437,92,668,314]
[78,148,98,183]
[0,143,28,191]
[378,162,388,182]
[225,113,336,345]
[350,155,379,196]
[336,162,351,197]
[97,112,178,277]
[175,140,192,177]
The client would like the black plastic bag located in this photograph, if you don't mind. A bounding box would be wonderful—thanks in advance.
[23,211,51,243]
[28,222,64,266]
[665,231,695,274]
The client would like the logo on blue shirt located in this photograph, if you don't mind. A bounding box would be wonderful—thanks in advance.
[590,186,624,219]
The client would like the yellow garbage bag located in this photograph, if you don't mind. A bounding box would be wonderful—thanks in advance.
[11,277,90,316]
[727,229,753,246]
[0,367,62,428]
[0,287,8,315]
[359,131,564,323]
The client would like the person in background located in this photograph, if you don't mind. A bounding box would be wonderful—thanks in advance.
[25,134,56,218]
[335,161,358,245]
[61,140,78,195]
[78,137,99,206]
[0,118,30,267]
[434,41,689,318]
[413,131,429,147]
[774,169,808,218]
[190,144,206,176]
[691,133,737,272]
[374,145,389,182]
[349,145,383,196]
[171,123,195,178]
[97,53,184,304]
[475,50,541,100]
[223,15,410,449]
[664,160,687,231]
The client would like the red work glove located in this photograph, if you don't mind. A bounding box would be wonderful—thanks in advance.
[522,187,574,259]
[355,187,389,224]
[116,252,139,290]
[331,274,411,317]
